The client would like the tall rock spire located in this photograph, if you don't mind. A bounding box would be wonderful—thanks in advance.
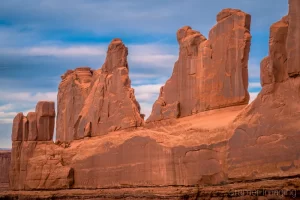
[56,39,144,142]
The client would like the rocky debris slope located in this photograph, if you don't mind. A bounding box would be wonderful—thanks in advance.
[10,102,74,190]
[56,39,144,143]
[0,151,10,190]
[147,9,251,122]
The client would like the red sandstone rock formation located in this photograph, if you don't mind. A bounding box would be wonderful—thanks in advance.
[7,0,300,195]
[56,67,93,142]
[260,16,289,86]
[147,9,251,122]
[227,0,300,181]
[56,39,144,143]
[0,151,10,190]
[287,0,300,77]
[10,102,73,190]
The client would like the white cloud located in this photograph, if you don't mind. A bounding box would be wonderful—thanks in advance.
[139,102,154,118]
[0,0,287,37]
[249,82,261,89]
[0,91,57,102]
[128,44,177,55]
[0,113,15,124]
[130,55,177,68]
[27,46,106,57]
[134,84,163,94]
[130,73,159,79]
[249,92,259,103]
[0,43,178,70]
[0,111,17,118]
[0,46,106,57]
[134,84,162,101]
[0,104,14,111]
[133,84,164,118]
[248,59,262,79]
[0,91,57,124]
[128,44,177,68]
[0,118,14,124]
[0,109,35,124]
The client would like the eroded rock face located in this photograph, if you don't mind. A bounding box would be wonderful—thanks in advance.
[56,67,93,143]
[287,0,300,77]
[8,1,300,193]
[147,9,251,122]
[228,0,300,182]
[74,39,143,139]
[260,16,289,86]
[10,101,74,190]
[56,39,144,142]
[0,151,10,189]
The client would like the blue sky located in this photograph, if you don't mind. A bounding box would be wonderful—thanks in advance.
[0,0,288,148]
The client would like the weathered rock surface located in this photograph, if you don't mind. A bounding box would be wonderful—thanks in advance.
[147,9,251,122]
[228,0,300,182]
[56,67,93,143]
[10,101,74,190]
[11,105,245,190]
[7,1,300,198]
[0,151,10,190]
[56,39,144,143]
[260,16,289,86]
[287,0,300,77]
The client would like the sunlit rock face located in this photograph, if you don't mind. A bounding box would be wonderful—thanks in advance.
[0,151,10,189]
[147,9,251,122]
[6,1,300,196]
[56,39,144,143]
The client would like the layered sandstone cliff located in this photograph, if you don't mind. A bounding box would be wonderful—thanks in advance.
[56,39,144,143]
[147,9,251,122]
[5,0,300,197]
